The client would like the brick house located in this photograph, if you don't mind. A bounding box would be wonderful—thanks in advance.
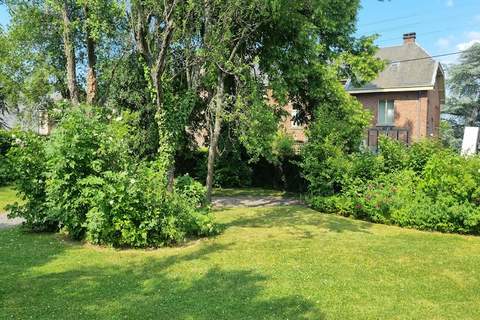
[282,33,445,147]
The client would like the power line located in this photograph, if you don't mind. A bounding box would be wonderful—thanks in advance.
[388,49,474,64]
[359,14,420,28]
[376,24,476,45]
[360,12,476,35]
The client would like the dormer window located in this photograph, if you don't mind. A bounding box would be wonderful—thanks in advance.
[390,62,400,72]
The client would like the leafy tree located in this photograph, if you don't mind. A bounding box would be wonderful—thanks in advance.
[0,1,66,128]
[443,44,480,132]
[184,0,384,202]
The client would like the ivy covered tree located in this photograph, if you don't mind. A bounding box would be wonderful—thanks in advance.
[0,0,384,201]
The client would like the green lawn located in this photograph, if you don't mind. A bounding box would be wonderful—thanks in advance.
[213,187,299,198]
[1,206,480,319]
[0,185,19,211]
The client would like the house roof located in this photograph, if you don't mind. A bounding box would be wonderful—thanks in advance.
[345,42,443,94]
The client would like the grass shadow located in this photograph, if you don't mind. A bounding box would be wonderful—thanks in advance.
[222,206,372,235]
[2,236,323,319]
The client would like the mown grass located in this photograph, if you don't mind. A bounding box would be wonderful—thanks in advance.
[1,205,480,319]
[213,187,299,198]
[0,185,19,211]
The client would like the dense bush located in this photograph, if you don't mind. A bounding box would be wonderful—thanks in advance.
[7,130,57,231]
[174,174,207,207]
[0,129,13,186]
[308,137,480,235]
[82,166,216,247]
[8,106,217,247]
[301,87,371,196]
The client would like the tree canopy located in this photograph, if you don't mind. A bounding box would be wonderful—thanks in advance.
[0,0,383,202]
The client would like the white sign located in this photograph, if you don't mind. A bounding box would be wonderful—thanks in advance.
[461,127,480,156]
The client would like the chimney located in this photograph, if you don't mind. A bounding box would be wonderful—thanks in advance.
[403,32,416,44]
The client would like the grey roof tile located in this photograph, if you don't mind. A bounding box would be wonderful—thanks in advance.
[346,43,440,92]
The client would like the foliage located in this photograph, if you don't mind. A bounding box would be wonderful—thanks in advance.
[176,145,306,192]
[8,106,217,247]
[271,131,295,161]
[377,136,409,173]
[82,165,217,247]
[0,129,13,186]
[233,82,280,163]
[2,0,384,204]
[443,43,480,141]
[45,106,132,239]
[213,146,253,188]
[308,137,480,235]
[301,78,372,196]
[174,174,207,207]
[407,138,444,173]
[7,130,56,231]
[439,119,461,150]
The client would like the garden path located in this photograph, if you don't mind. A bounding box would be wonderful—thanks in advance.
[0,212,23,229]
[212,196,303,208]
[0,194,303,229]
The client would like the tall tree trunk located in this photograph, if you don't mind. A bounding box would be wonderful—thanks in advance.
[152,2,177,191]
[85,5,97,104]
[132,0,179,189]
[205,71,224,203]
[61,1,78,104]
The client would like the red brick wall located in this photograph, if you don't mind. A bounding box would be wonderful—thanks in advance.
[275,84,443,145]
[427,75,443,137]
[353,91,431,143]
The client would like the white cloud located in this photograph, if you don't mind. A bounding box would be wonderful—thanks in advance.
[446,0,454,7]
[457,40,480,51]
[456,31,480,51]
[467,31,480,40]
[436,37,452,49]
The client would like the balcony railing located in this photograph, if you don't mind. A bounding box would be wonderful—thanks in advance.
[367,126,410,148]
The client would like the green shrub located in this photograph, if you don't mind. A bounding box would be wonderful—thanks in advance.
[420,151,480,204]
[82,165,217,247]
[311,152,480,235]
[346,151,385,185]
[9,105,218,247]
[182,143,253,188]
[7,130,57,231]
[308,194,352,216]
[345,170,418,224]
[378,136,409,173]
[45,106,132,239]
[391,195,480,234]
[174,174,207,207]
[0,129,13,186]
[302,91,371,196]
[407,138,443,173]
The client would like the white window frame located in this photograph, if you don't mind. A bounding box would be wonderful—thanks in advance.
[378,100,395,126]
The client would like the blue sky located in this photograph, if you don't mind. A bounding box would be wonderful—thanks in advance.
[356,0,480,64]
[1,0,479,64]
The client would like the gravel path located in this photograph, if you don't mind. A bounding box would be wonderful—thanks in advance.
[212,196,303,208]
[0,196,302,228]
[0,212,23,229]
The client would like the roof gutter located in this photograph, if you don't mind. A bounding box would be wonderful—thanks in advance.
[347,86,434,94]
